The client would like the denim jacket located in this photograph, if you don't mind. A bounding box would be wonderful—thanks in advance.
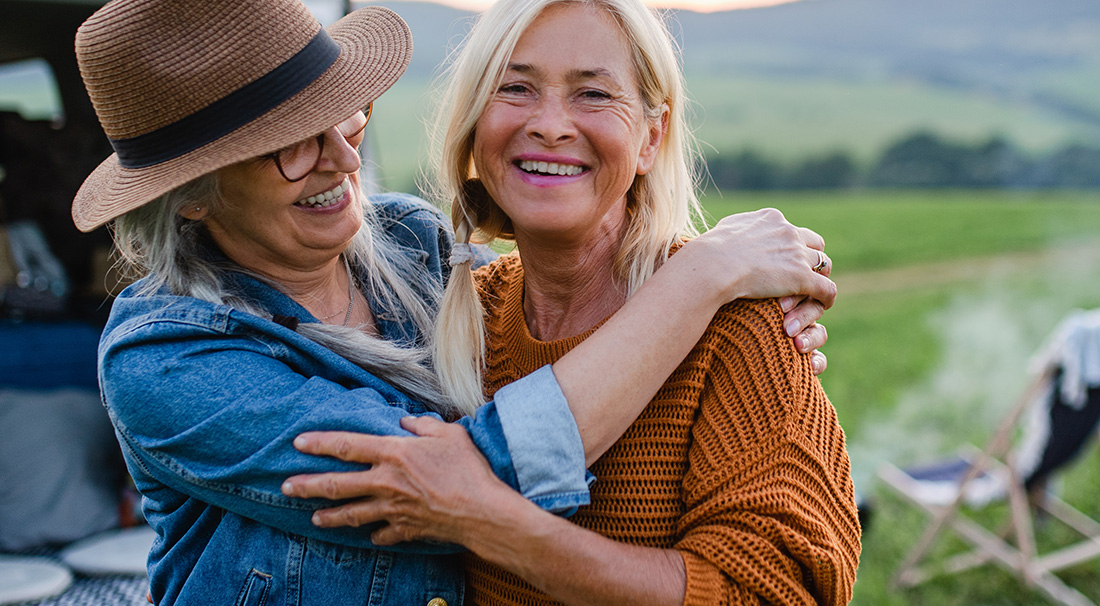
[99,193,589,606]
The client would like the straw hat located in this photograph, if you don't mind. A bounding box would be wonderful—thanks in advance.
[72,0,413,232]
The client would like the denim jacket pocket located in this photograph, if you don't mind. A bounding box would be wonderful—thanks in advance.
[235,569,272,606]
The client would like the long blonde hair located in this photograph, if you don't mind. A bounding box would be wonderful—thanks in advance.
[429,0,705,413]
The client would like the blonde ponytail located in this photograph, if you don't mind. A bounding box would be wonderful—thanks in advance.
[433,213,489,416]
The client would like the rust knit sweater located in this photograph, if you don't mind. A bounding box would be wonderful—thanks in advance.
[464,255,861,606]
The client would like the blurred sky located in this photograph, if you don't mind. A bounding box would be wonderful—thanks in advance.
[327,0,797,18]
[422,0,798,12]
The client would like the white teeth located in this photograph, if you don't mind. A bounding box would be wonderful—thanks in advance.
[519,160,583,176]
[296,181,348,208]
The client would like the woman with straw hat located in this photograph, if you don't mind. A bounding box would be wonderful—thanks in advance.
[73,0,834,603]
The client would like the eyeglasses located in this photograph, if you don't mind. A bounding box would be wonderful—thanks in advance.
[265,103,373,182]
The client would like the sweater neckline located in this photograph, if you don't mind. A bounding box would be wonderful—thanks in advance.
[492,257,608,367]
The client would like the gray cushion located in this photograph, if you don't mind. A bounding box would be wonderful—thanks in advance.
[0,388,123,551]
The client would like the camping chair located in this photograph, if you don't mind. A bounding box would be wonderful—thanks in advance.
[878,309,1100,606]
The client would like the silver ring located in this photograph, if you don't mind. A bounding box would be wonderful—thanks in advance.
[812,250,828,273]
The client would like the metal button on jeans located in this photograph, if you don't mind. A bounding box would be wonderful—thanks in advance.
[426,599,448,606]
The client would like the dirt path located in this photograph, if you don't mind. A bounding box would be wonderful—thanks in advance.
[834,240,1100,296]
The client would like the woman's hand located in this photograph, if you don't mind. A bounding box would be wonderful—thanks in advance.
[779,297,829,374]
[287,420,687,606]
[677,207,834,373]
[281,416,516,546]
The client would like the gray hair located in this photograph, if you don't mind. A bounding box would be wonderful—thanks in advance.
[112,175,465,419]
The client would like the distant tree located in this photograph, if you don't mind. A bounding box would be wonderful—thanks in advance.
[1040,144,1100,188]
[786,152,857,190]
[707,149,780,190]
[967,136,1031,188]
[869,131,971,187]
[705,133,1099,192]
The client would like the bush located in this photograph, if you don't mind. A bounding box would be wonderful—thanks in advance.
[706,133,1100,191]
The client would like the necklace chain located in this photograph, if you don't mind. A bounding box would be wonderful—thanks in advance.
[341,255,355,327]
[315,255,355,326]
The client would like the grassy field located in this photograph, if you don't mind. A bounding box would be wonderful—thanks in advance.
[704,190,1100,605]
[704,190,1100,271]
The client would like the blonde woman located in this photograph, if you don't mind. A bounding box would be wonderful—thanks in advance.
[285,0,859,604]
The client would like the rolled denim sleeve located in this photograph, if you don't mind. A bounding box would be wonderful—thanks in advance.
[460,365,590,514]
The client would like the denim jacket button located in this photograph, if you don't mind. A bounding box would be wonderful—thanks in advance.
[426,599,448,606]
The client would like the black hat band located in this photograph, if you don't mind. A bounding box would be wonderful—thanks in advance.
[110,29,341,169]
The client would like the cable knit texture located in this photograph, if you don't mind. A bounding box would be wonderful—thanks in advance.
[463,254,861,605]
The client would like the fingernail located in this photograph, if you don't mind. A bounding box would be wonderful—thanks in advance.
[281,481,294,496]
[795,335,807,351]
[779,296,795,312]
[312,512,324,526]
[785,319,800,337]
[293,435,308,450]
[812,356,824,374]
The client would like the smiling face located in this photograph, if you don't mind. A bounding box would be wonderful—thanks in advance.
[187,112,368,277]
[471,3,666,246]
